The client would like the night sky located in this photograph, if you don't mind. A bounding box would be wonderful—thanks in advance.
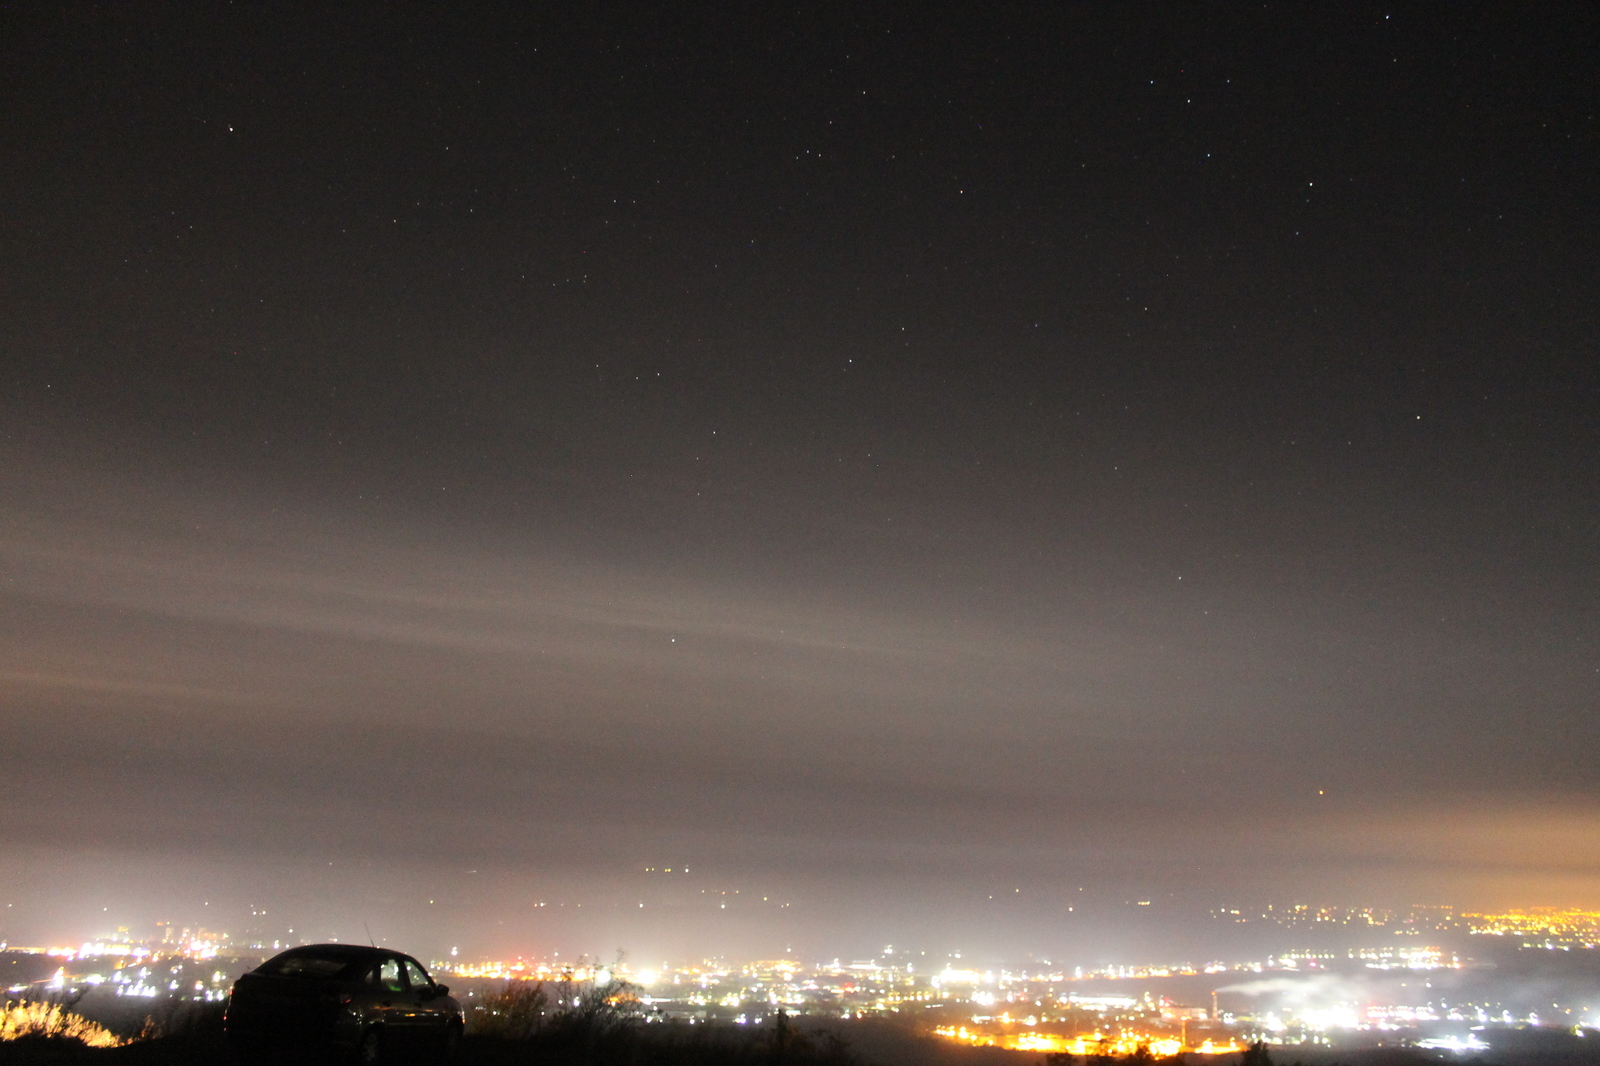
[2,4,1598,964]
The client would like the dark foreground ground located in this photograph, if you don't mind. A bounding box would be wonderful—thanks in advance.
[5,1022,1600,1066]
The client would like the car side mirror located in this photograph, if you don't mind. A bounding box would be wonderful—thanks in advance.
[429,983,449,998]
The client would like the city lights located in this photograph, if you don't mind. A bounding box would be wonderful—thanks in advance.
[7,903,1600,1057]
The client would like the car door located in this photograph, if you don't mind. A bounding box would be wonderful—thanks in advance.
[402,958,447,1043]
[369,956,409,1038]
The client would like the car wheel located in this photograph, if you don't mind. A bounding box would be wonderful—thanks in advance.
[356,1027,384,1065]
[441,1021,463,1062]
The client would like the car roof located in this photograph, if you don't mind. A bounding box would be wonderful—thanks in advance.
[272,944,405,962]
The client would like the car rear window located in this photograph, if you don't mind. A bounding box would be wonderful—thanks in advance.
[258,953,353,978]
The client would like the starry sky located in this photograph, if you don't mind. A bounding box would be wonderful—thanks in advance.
[2,3,1598,963]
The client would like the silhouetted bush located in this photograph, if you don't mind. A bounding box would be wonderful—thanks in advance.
[469,981,550,1041]
[1239,1041,1273,1066]
[131,998,226,1043]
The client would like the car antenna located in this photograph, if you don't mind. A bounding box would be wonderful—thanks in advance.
[364,922,376,947]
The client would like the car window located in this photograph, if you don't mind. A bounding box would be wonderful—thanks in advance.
[402,959,432,991]
[259,952,351,979]
[373,958,404,993]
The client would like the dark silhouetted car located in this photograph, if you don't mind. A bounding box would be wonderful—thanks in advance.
[225,943,463,1063]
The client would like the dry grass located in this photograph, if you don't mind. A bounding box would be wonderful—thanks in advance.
[0,998,124,1048]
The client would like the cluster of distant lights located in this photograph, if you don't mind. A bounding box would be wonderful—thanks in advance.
[937,1026,1242,1057]
[8,956,233,1003]
[1229,904,1600,948]
[11,905,1600,1046]
[2,930,236,999]
[1463,908,1600,948]
[19,938,225,963]
[424,947,1598,1049]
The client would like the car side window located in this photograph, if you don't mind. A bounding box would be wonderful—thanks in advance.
[402,959,432,991]
[374,958,404,993]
